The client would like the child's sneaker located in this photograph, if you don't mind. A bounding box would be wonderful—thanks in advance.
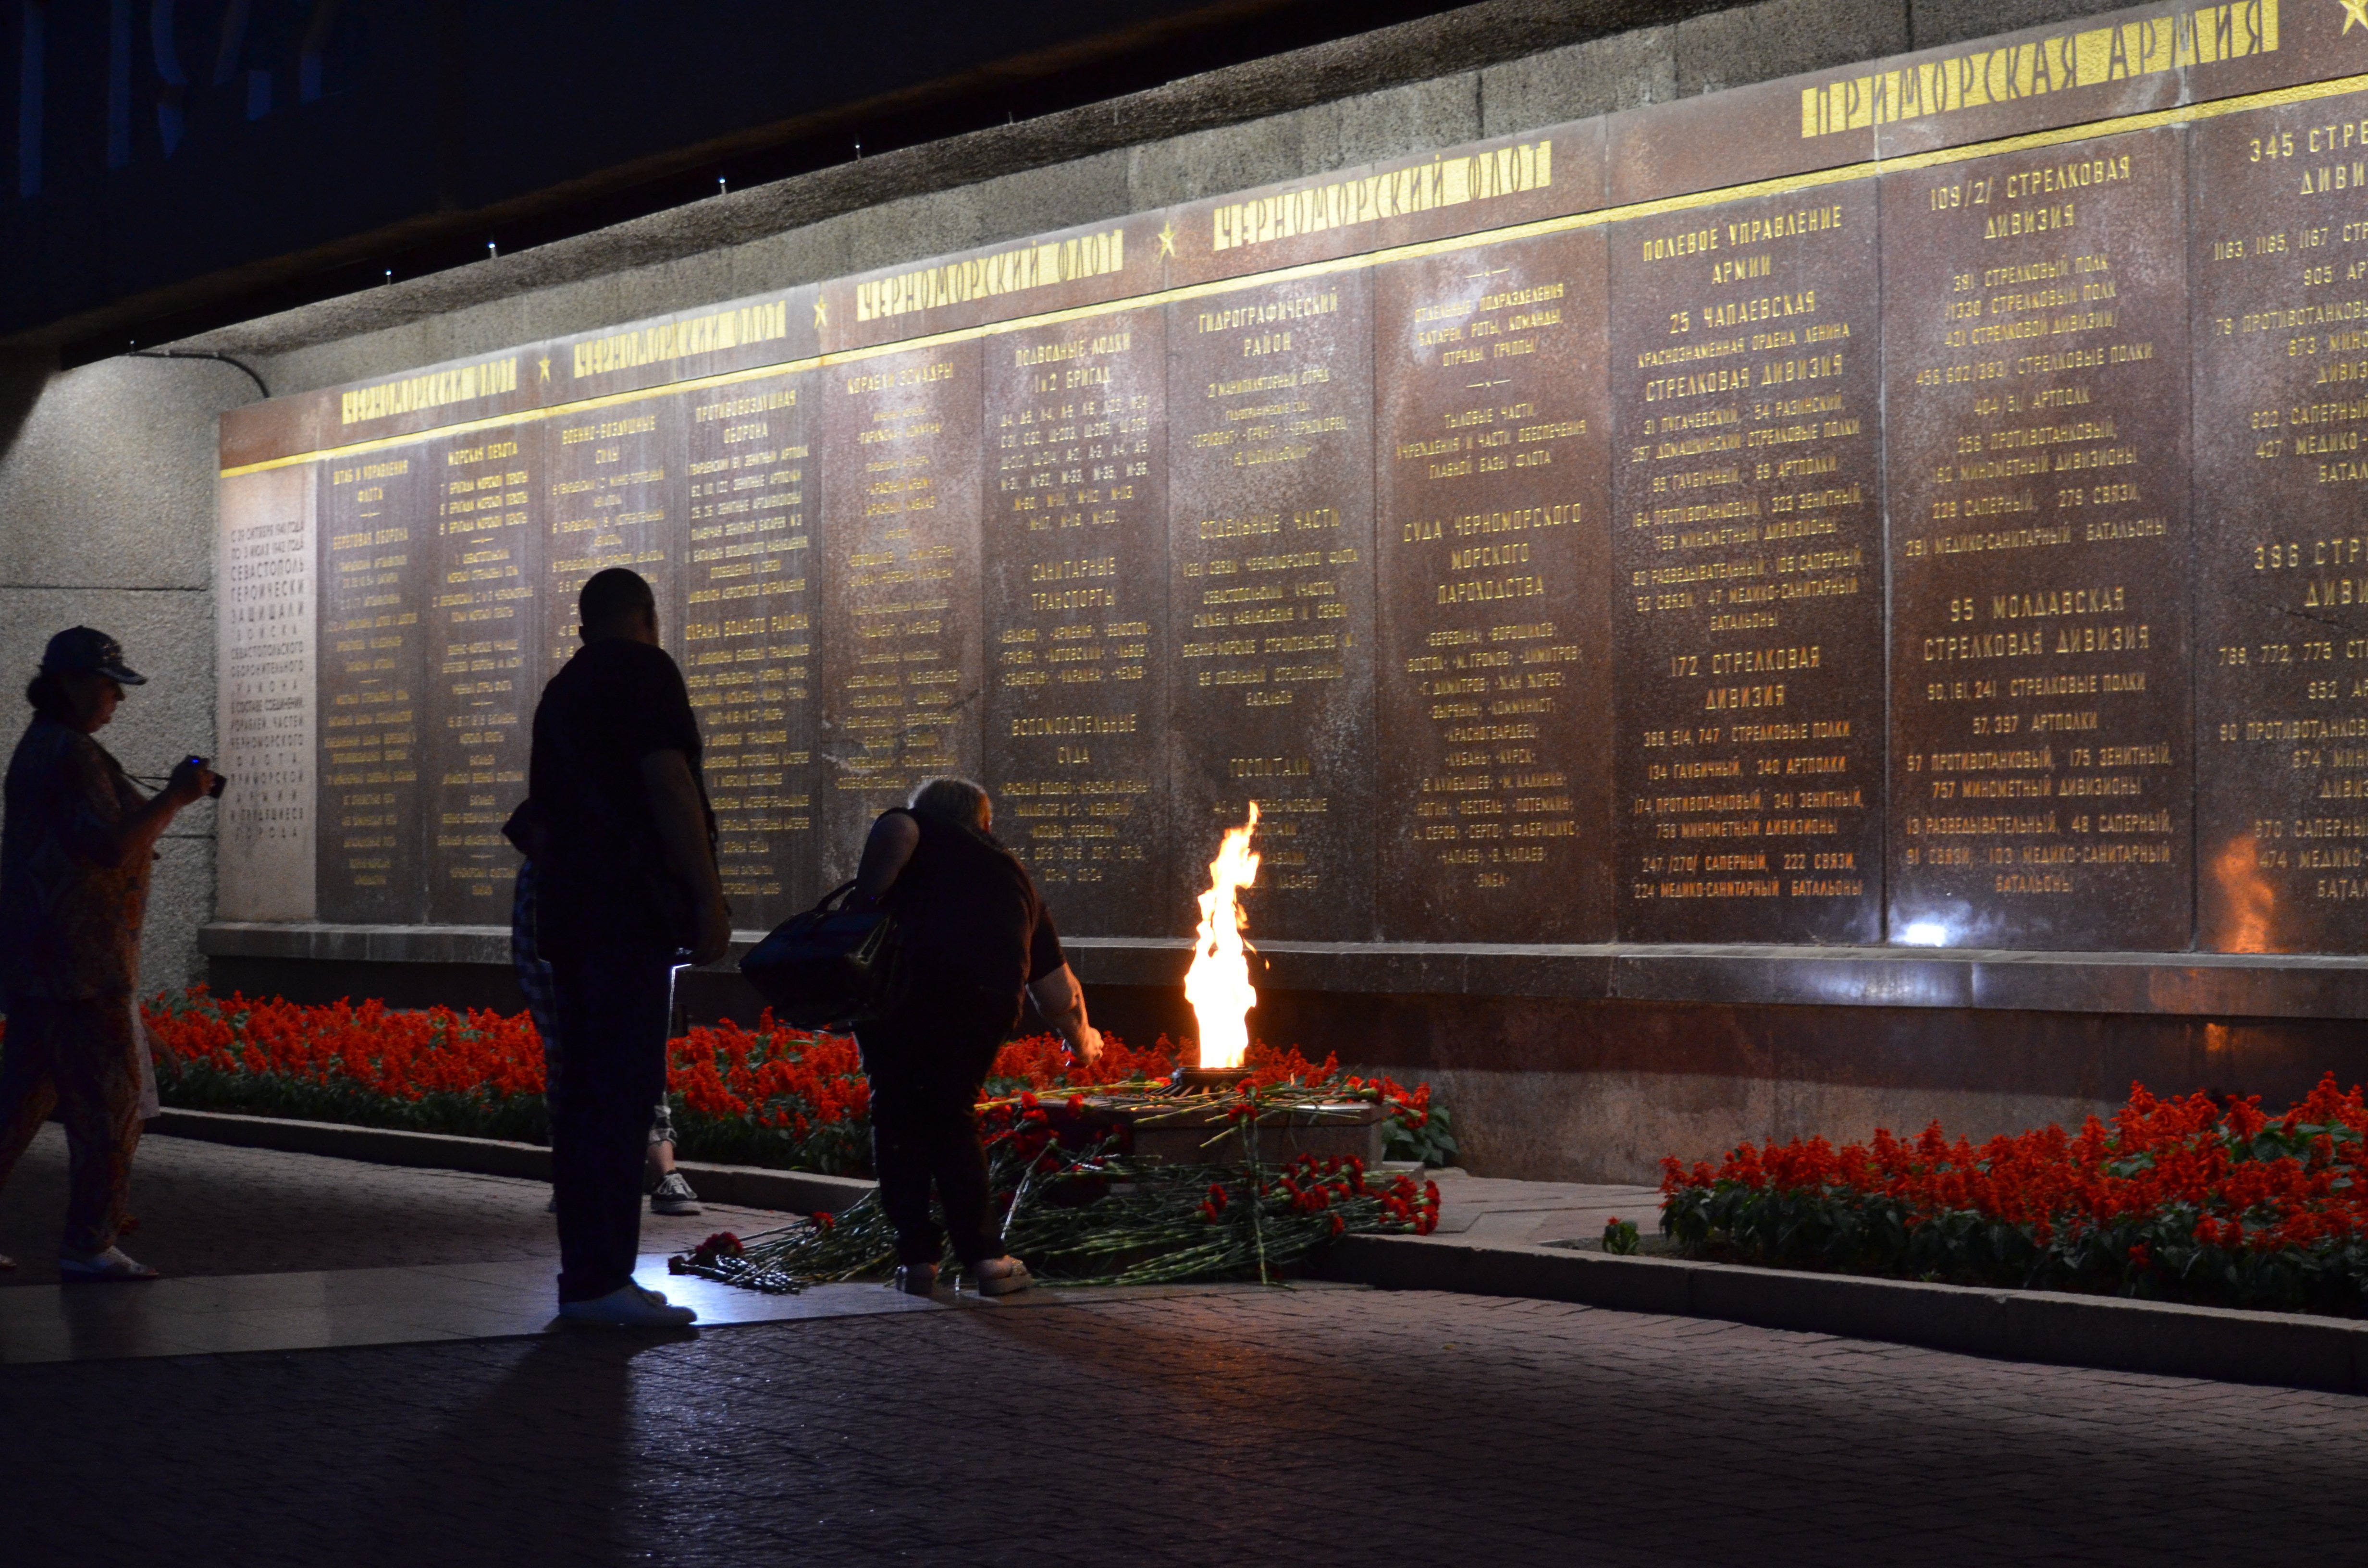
[650,1171,702,1216]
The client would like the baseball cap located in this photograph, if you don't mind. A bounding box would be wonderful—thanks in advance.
[40,627,146,685]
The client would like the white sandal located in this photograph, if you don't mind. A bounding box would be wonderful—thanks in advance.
[972,1256,1033,1297]
[59,1246,158,1281]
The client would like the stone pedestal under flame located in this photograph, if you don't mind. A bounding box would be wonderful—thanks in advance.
[1084,1096,1387,1168]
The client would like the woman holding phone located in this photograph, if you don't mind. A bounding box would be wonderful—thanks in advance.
[0,628,213,1280]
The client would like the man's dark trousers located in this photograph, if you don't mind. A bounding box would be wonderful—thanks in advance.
[550,939,676,1304]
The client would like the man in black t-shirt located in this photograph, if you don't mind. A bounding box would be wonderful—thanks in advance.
[852,776,1103,1298]
[526,568,728,1328]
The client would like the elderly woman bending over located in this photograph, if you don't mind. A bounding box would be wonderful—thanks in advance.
[851,776,1102,1297]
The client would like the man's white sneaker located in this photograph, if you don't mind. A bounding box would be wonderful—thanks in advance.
[558,1282,696,1328]
[972,1256,1033,1297]
[59,1246,158,1281]
[649,1171,702,1216]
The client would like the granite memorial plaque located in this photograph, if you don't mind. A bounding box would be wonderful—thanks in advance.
[1607,79,1874,210]
[560,288,814,400]
[680,370,821,931]
[1865,1,2279,164]
[1607,180,1887,944]
[1884,128,2193,951]
[316,442,429,923]
[421,424,541,924]
[1371,229,1615,942]
[817,342,987,884]
[220,394,335,485]
[980,306,1171,932]
[223,0,2368,966]
[1166,271,1378,941]
[216,465,317,921]
[1167,128,1594,292]
[2191,92,2368,951]
[540,392,686,670]
[312,350,535,445]
[821,220,1162,354]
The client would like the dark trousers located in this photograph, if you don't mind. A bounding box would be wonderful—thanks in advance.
[549,942,676,1304]
[857,991,1019,1268]
[0,992,143,1256]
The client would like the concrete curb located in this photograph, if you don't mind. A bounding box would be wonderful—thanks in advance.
[1317,1233,2368,1395]
[146,1108,875,1216]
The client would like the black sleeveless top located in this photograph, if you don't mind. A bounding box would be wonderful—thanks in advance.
[882,808,1065,998]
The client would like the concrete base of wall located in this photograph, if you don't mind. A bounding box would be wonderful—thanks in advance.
[1078,983,2368,1183]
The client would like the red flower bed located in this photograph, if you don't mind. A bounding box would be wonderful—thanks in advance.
[123,988,1449,1176]
[144,989,543,1091]
[1661,1076,2368,1315]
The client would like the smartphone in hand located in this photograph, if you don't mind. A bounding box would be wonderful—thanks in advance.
[183,755,228,799]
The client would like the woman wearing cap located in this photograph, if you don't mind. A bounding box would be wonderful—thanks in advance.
[0,628,213,1280]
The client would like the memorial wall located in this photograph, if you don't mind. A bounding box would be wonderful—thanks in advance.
[217,0,2368,961]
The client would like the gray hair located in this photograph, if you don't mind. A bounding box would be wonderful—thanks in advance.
[909,776,990,829]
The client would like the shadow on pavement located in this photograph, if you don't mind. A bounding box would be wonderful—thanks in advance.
[366,1330,690,1565]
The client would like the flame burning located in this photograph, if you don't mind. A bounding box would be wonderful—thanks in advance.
[1184,802,1260,1072]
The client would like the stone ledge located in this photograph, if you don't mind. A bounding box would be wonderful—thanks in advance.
[200,921,2368,1019]
[1317,1233,2368,1395]
[201,922,517,966]
[146,1108,875,1215]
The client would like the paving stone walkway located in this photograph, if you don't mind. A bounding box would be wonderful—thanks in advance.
[1,1126,1665,1286]
[0,1124,788,1286]
[7,1273,2368,1566]
[5,1128,2366,1565]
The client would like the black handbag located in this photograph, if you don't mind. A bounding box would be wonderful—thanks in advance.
[738,880,903,1029]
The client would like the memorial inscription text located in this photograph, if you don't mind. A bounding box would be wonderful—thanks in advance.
[219,0,2368,956]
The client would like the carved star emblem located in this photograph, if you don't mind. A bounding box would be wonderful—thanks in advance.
[814,296,828,329]
[537,355,550,381]
[1157,223,1177,259]
[2343,0,2368,32]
